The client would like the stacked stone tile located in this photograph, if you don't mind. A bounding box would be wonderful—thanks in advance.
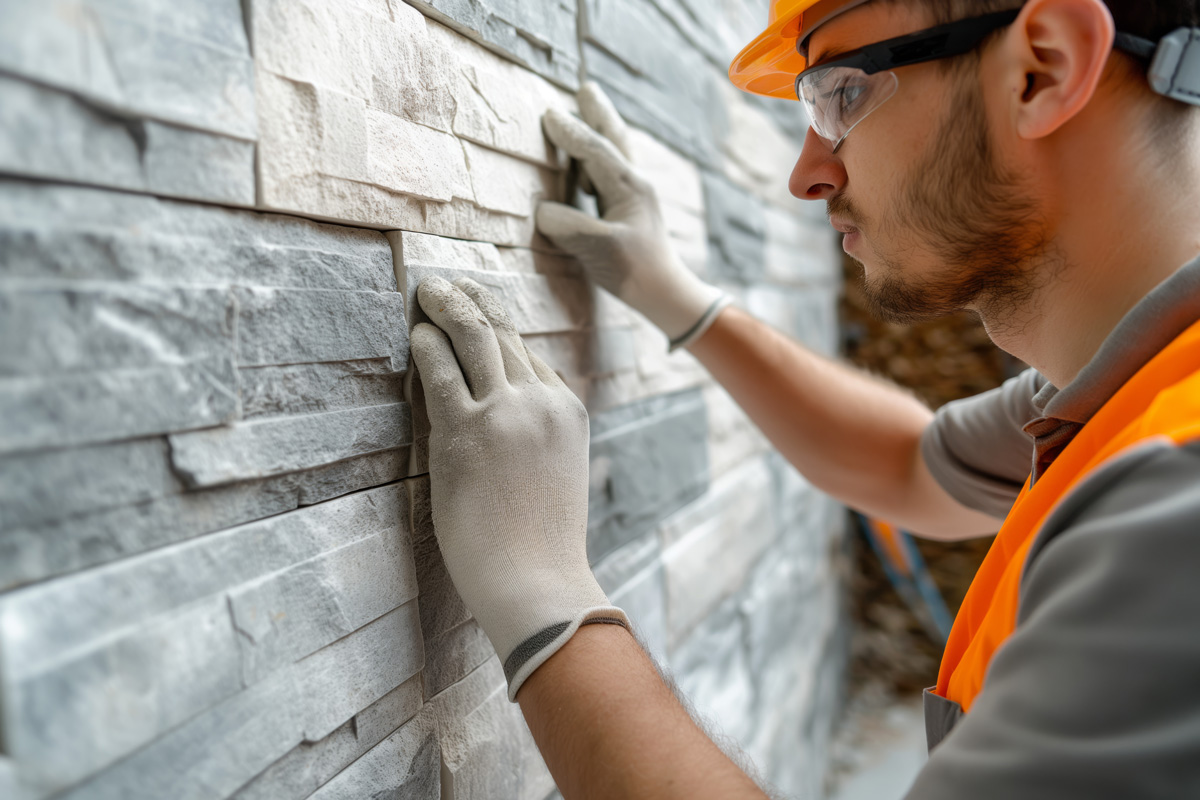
[0,1,845,798]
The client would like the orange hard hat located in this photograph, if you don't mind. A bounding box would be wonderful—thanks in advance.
[729,0,872,98]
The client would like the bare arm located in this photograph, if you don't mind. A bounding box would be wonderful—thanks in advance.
[688,306,1000,540]
[518,623,772,800]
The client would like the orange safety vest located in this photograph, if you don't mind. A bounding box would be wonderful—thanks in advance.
[935,319,1200,712]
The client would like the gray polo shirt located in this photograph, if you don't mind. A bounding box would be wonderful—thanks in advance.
[907,256,1200,799]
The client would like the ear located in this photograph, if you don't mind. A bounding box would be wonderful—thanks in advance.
[1004,0,1115,139]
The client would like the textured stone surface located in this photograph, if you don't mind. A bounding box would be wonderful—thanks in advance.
[255,0,574,242]
[0,485,413,792]
[588,388,710,563]
[307,703,440,800]
[0,76,255,205]
[0,448,410,591]
[660,457,778,647]
[229,675,423,800]
[431,659,556,800]
[168,403,411,488]
[593,531,668,660]
[582,1,723,165]
[0,180,395,290]
[703,170,767,285]
[52,605,425,800]
[0,0,255,139]
[408,0,579,89]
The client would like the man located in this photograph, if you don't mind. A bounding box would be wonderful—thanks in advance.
[407,0,1200,796]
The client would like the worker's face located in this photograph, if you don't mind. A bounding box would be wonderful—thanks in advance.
[791,4,1048,323]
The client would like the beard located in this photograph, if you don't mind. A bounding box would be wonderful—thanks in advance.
[833,68,1054,326]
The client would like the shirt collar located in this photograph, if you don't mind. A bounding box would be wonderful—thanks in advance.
[1022,254,1200,480]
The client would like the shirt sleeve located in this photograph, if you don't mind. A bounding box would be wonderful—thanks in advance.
[919,368,1045,518]
[905,440,1200,800]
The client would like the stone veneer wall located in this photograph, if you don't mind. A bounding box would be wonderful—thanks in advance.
[0,1,847,798]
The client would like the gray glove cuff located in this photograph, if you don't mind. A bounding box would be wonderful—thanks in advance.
[668,294,734,352]
[504,606,631,702]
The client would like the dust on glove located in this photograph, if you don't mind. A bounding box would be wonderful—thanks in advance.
[409,275,630,701]
[537,82,730,350]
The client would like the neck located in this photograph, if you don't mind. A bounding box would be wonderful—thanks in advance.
[979,118,1200,389]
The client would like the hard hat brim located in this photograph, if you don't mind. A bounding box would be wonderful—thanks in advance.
[728,0,873,99]
[728,15,808,100]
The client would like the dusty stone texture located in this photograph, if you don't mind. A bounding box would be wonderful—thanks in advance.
[0,485,414,794]
[406,0,579,89]
[764,204,843,287]
[306,704,441,800]
[703,170,767,285]
[587,388,710,563]
[582,1,724,166]
[0,448,410,592]
[431,659,557,800]
[0,181,396,290]
[0,76,256,205]
[51,606,425,800]
[254,0,576,242]
[168,403,412,488]
[229,675,423,800]
[659,457,778,648]
[0,286,239,454]
[240,359,403,420]
[705,383,769,482]
[0,0,254,139]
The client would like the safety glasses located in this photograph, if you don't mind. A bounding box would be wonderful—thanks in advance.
[795,8,1020,152]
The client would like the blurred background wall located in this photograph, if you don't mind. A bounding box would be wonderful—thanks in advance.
[0,1,848,798]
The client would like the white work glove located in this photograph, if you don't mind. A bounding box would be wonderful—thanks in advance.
[537,82,731,350]
[409,275,630,702]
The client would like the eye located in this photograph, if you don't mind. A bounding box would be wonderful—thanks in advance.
[833,82,868,113]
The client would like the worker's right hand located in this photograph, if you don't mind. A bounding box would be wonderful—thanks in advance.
[537,82,730,351]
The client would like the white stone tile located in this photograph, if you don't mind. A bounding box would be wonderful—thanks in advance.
[367,109,473,201]
[659,457,777,647]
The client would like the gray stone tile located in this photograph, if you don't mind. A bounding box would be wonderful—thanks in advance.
[168,403,411,488]
[229,520,419,685]
[0,0,255,139]
[234,286,407,369]
[668,595,758,746]
[307,703,440,800]
[702,171,767,284]
[659,457,777,647]
[51,604,425,800]
[593,532,668,661]
[240,359,403,420]
[431,658,555,800]
[0,439,174,530]
[1,483,407,704]
[0,448,410,591]
[587,388,710,563]
[407,477,498,698]
[0,85,256,206]
[582,0,723,165]
[229,675,423,800]
[407,0,579,89]
[0,180,395,291]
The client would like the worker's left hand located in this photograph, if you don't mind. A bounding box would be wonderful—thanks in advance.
[409,275,630,701]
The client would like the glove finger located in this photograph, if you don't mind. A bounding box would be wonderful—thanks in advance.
[578,81,633,161]
[543,109,637,203]
[416,276,505,399]
[410,322,471,424]
[524,341,568,390]
[451,277,539,385]
[536,201,614,245]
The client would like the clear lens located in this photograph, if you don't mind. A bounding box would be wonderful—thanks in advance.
[795,67,899,148]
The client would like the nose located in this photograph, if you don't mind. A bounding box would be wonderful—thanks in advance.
[789,127,847,201]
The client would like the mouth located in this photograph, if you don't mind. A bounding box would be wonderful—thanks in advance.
[828,215,858,235]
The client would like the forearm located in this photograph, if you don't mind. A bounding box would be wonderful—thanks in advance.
[687,306,997,537]
[517,623,770,800]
